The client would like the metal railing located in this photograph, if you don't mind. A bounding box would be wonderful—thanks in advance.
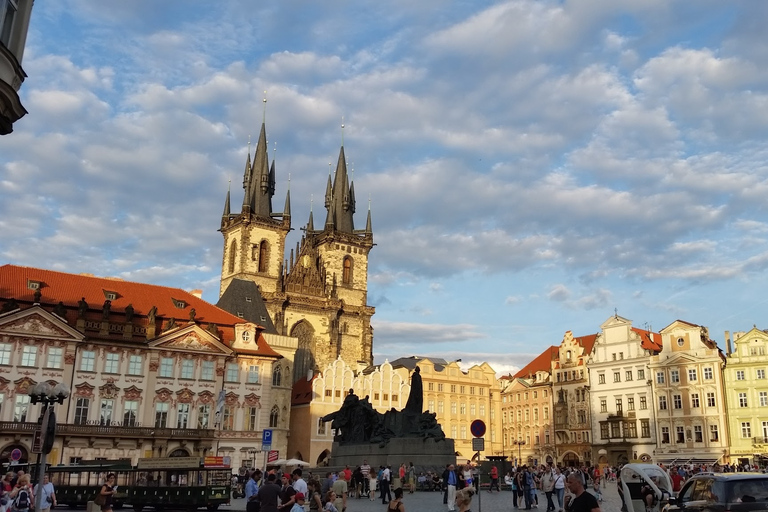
[0,421,215,439]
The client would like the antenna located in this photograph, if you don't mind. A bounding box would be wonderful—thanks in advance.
[341,116,345,146]
[262,90,267,123]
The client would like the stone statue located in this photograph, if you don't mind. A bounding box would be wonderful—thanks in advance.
[189,308,196,322]
[1,299,19,313]
[125,303,135,323]
[102,300,111,320]
[167,317,177,329]
[207,323,218,335]
[33,289,41,304]
[148,306,157,323]
[78,297,88,318]
[53,301,66,318]
[404,366,423,414]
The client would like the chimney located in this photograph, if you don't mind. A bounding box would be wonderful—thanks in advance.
[190,289,203,299]
[724,331,732,355]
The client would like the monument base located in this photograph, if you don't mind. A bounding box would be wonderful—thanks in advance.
[328,438,456,472]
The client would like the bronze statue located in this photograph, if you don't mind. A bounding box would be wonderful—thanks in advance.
[78,297,88,317]
[148,306,157,323]
[53,301,66,318]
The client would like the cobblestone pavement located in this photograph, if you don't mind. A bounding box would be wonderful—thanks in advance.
[227,482,625,512]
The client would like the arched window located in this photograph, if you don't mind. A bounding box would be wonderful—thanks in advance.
[342,256,353,285]
[228,240,237,273]
[269,405,279,427]
[258,240,269,273]
[272,365,282,387]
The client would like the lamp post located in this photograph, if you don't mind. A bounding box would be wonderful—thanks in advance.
[513,440,526,467]
[28,381,70,512]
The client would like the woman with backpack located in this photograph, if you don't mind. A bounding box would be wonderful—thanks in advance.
[9,474,33,512]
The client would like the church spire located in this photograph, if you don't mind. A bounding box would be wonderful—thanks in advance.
[222,180,231,218]
[242,137,252,211]
[283,173,291,219]
[365,194,372,234]
[324,145,355,233]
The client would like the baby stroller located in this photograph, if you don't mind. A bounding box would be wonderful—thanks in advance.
[619,464,673,512]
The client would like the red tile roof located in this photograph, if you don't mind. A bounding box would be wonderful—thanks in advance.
[291,374,316,405]
[0,264,280,357]
[513,345,558,378]
[575,333,598,354]
[631,327,663,352]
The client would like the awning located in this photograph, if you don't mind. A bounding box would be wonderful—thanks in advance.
[654,457,720,466]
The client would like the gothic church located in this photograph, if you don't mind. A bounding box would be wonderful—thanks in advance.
[218,117,374,382]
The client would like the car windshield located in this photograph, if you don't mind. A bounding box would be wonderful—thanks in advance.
[726,478,768,503]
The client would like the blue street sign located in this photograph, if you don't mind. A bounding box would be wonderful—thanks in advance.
[262,429,273,446]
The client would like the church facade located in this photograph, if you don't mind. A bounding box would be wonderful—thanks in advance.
[218,118,375,382]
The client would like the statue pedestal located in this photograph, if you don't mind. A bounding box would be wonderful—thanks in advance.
[328,438,455,472]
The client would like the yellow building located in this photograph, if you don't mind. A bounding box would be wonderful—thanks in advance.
[723,328,768,467]
[649,320,728,466]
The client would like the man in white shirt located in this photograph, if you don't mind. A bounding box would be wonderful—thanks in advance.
[291,469,308,495]
[360,460,371,497]
[381,466,392,504]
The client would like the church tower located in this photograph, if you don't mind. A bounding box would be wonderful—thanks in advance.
[219,115,374,382]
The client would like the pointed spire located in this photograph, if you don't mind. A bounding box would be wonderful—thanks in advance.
[222,180,231,218]
[307,195,315,231]
[325,145,355,233]
[283,173,291,218]
[242,137,252,211]
[365,194,373,234]
[247,120,273,217]
[324,163,333,208]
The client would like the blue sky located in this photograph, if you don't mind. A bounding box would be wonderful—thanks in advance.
[3,1,768,375]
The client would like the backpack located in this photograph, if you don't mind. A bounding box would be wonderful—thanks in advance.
[13,488,31,510]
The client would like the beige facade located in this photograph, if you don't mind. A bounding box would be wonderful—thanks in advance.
[723,328,768,466]
[500,373,555,467]
[649,320,728,465]
[0,265,296,469]
[0,0,34,134]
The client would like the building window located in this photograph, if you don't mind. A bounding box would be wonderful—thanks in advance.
[155,403,169,428]
[74,398,89,425]
[624,421,637,438]
[100,399,114,425]
[451,385,456,393]
[179,359,194,379]
[201,361,214,381]
[342,256,353,285]
[613,372,621,383]
[451,425,457,438]
[317,417,326,436]
[177,403,190,429]
[741,422,752,438]
[673,395,682,409]
[0,343,11,364]
[104,353,120,373]
[639,396,647,410]
[640,419,651,438]
[694,425,703,442]
[627,397,635,411]
[198,404,210,428]
[691,393,700,408]
[247,365,259,384]
[736,370,745,381]
[461,426,467,439]
[578,410,586,424]
[470,404,476,416]
[688,369,697,382]
[438,384,444,392]
[159,357,174,378]
[658,396,667,410]
[601,424,609,439]
[670,370,679,383]
[703,367,713,380]
[324,390,332,397]
[611,422,621,438]
[269,406,279,427]
[428,383,434,391]
[428,400,435,411]
[222,406,234,431]
[460,386,465,394]
[637,369,645,380]
[258,241,269,273]
[14,395,29,422]
[676,426,685,443]
[706,392,716,407]
[438,401,444,413]
[616,399,623,414]
[43,347,62,369]
[625,370,633,381]
[128,355,143,375]
[598,374,605,384]
[760,391,768,407]
[272,365,282,386]
[124,401,138,426]
[738,392,748,408]
[656,371,665,384]
[451,402,457,414]
[226,363,239,382]
[228,240,237,273]
[757,369,766,379]
[543,407,549,420]
[710,424,719,442]
[480,404,485,416]
[243,406,258,431]
[80,350,95,372]
[533,408,538,421]
[460,403,466,415]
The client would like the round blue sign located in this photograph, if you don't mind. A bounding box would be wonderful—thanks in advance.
[470,419,486,438]
[10,448,22,461]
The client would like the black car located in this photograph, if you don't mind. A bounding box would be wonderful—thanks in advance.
[665,473,768,511]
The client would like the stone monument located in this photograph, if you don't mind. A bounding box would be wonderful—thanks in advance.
[321,366,455,468]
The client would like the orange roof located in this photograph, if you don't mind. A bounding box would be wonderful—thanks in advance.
[631,327,663,352]
[291,374,315,405]
[513,345,558,378]
[575,333,598,354]
[0,264,279,357]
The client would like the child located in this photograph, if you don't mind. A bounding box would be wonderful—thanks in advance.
[593,475,602,502]
[291,492,305,512]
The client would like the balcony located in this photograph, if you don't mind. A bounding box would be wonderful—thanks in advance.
[0,422,215,440]
[754,437,768,446]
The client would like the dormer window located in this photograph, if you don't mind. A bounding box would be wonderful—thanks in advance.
[260,316,267,322]
[237,312,244,318]
[172,298,187,309]
[103,290,118,301]
[242,331,250,342]
[27,280,41,290]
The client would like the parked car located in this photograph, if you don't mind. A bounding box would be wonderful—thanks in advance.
[664,472,768,511]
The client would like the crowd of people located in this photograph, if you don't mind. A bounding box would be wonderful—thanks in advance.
[1,470,61,512]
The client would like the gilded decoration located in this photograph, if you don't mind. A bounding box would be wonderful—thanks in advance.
[156,388,173,403]
[99,382,120,399]
[167,333,214,352]
[244,393,261,407]
[74,382,95,398]
[198,391,214,404]
[124,386,142,401]
[225,392,240,407]
[177,388,195,404]
[14,377,36,394]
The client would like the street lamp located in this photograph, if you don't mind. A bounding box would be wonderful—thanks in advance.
[513,440,526,467]
[28,381,70,512]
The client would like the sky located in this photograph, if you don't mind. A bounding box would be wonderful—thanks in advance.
[3,1,768,376]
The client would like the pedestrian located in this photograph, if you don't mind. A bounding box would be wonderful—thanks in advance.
[306,480,323,512]
[387,487,405,512]
[245,469,260,512]
[489,466,499,493]
[455,487,475,512]
[553,467,566,512]
[256,473,281,512]
[360,460,371,498]
[541,466,555,511]
[289,492,305,512]
[565,473,600,512]
[368,468,378,502]
[380,466,391,504]
[407,463,416,494]
[292,469,307,496]
[441,465,451,505]
[33,474,56,512]
[323,491,338,512]
[331,472,347,511]
[278,473,296,512]
[96,473,117,512]
[9,474,33,512]
[445,464,458,512]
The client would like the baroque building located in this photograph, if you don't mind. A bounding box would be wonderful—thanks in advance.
[552,331,596,467]
[588,315,661,467]
[218,116,374,382]
[0,0,34,134]
[500,346,556,467]
[723,327,768,467]
[649,320,728,465]
[0,265,296,468]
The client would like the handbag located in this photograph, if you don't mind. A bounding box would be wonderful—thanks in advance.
[93,494,106,506]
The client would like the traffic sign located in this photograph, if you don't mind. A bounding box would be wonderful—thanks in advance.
[10,448,22,461]
[472,437,485,452]
[262,429,272,446]
[31,430,42,454]
[470,419,486,438]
